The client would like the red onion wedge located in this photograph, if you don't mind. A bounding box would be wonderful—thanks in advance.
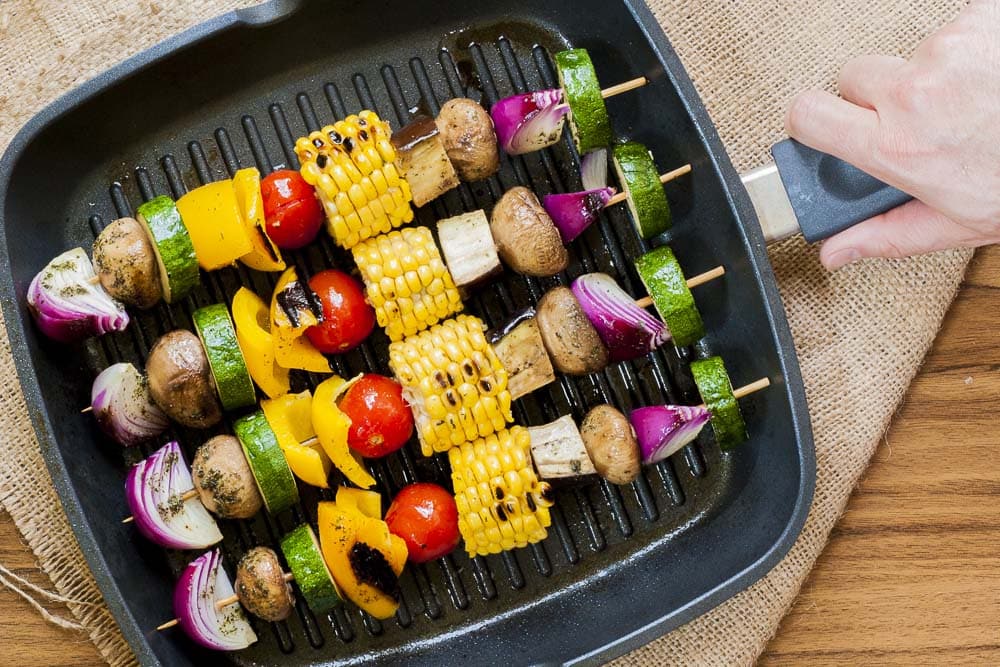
[91,363,168,446]
[490,88,568,155]
[174,549,257,651]
[570,273,670,362]
[630,405,710,464]
[125,442,222,550]
[580,149,609,192]
[27,247,129,343]
[543,187,615,243]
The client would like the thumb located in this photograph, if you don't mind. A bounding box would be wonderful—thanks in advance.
[819,199,981,270]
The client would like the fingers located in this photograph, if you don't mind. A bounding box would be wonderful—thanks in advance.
[837,55,907,108]
[819,199,982,270]
[785,90,881,173]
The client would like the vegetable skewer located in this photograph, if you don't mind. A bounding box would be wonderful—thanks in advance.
[156,571,295,631]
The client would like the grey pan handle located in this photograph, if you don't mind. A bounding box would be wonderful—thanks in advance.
[771,138,913,243]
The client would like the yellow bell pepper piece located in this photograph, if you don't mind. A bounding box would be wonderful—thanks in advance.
[234,167,285,273]
[313,375,375,489]
[270,267,332,373]
[232,287,290,399]
[318,499,408,620]
[176,180,254,271]
[262,390,332,488]
[335,487,382,519]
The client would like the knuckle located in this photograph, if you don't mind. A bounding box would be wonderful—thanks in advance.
[785,91,822,136]
[887,73,933,112]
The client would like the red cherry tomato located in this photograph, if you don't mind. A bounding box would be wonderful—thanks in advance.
[305,270,375,354]
[385,483,460,563]
[338,374,414,458]
[261,169,324,249]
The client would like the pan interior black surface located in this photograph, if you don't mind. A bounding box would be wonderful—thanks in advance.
[0,1,814,665]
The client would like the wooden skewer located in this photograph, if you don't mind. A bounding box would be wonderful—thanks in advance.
[120,436,320,524]
[732,377,771,401]
[600,76,648,99]
[81,406,93,413]
[87,275,101,285]
[605,163,692,207]
[156,572,295,631]
[633,265,726,309]
[695,377,770,409]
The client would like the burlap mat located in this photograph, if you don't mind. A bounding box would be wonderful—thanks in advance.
[0,1,971,665]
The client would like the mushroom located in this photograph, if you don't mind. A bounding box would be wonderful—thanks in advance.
[535,286,609,375]
[235,547,294,622]
[192,435,263,519]
[489,186,568,277]
[435,98,500,182]
[580,405,641,485]
[146,330,222,429]
[92,217,162,309]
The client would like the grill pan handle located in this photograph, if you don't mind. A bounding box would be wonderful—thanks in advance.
[771,138,913,243]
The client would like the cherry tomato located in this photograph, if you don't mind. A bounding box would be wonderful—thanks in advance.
[305,270,375,353]
[339,374,414,458]
[385,483,460,563]
[261,169,324,249]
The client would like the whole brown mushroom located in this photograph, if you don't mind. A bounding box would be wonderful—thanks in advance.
[536,286,609,375]
[146,330,222,429]
[192,435,263,520]
[92,217,162,309]
[489,186,568,277]
[235,547,295,622]
[435,98,500,182]
[580,405,641,485]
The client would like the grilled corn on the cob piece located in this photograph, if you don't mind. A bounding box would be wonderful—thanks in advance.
[449,426,554,556]
[388,315,513,455]
[352,226,463,341]
[296,110,414,249]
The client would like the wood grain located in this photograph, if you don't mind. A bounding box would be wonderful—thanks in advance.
[2,247,999,666]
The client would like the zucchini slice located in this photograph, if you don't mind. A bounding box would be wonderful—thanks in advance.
[555,49,613,154]
[136,195,199,303]
[233,410,300,515]
[280,524,342,615]
[634,246,704,347]
[612,142,671,239]
[192,303,257,411]
[690,356,747,450]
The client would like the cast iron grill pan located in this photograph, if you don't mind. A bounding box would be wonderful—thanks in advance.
[0,1,814,665]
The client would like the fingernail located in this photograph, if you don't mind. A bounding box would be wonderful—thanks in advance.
[824,248,861,270]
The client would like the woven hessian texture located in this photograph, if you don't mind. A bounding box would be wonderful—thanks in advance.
[0,1,970,665]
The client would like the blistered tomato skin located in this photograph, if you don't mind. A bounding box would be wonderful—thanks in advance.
[261,170,324,249]
[305,270,375,354]
[385,483,460,563]
[339,374,414,458]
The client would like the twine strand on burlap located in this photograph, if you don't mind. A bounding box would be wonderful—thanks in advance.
[0,562,90,631]
[0,1,971,665]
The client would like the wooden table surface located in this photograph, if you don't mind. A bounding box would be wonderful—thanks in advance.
[2,248,998,667]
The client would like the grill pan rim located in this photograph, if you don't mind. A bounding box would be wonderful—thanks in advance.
[0,0,815,665]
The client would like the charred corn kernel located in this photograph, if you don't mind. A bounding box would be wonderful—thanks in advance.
[389,315,513,455]
[448,427,551,557]
[294,110,414,248]
[353,227,463,342]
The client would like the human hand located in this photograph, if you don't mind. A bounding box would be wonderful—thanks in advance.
[785,0,1000,270]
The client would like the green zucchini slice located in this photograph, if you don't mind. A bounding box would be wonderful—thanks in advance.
[635,246,704,347]
[234,411,299,515]
[280,524,341,615]
[612,142,671,239]
[555,48,613,154]
[690,356,747,450]
[136,196,199,303]
[192,303,257,411]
